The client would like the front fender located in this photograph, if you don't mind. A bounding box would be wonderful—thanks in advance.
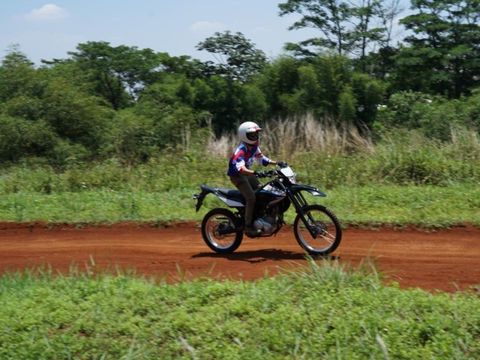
[290,184,326,197]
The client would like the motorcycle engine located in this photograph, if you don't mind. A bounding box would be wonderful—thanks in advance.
[253,216,276,235]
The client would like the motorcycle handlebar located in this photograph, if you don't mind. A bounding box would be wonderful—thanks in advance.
[254,170,277,178]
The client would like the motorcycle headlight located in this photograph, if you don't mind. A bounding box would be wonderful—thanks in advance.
[281,166,296,184]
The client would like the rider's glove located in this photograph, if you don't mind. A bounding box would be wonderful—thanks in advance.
[277,161,288,168]
[254,171,266,178]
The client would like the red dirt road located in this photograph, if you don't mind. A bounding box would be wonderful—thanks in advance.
[0,223,479,293]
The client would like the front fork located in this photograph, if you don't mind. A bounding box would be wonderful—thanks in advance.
[289,190,319,238]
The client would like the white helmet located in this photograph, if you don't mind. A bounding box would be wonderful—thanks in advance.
[238,121,262,145]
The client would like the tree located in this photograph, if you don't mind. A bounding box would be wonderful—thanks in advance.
[350,72,385,127]
[394,0,480,97]
[256,56,301,118]
[0,115,58,162]
[196,31,267,82]
[278,0,387,61]
[313,55,352,117]
[49,42,164,109]
[41,78,114,151]
[0,45,39,102]
[350,0,386,62]
[378,0,404,48]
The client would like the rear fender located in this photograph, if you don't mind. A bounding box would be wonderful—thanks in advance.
[194,185,246,211]
[193,185,215,212]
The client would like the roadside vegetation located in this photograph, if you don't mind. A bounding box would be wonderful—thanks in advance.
[0,262,479,360]
[0,120,478,227]
[1,1,480,358]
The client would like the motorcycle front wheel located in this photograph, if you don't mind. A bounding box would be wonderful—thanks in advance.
[201,208,243,254]
[293,205,342,256]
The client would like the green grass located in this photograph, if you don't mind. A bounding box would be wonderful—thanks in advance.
[1,128,480,196]
[0,184,478,227]
[0,131,478,227]
[1,140,479,359]
[0,261,478,359]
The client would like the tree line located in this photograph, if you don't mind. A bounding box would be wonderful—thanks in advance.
[0,0,479,165]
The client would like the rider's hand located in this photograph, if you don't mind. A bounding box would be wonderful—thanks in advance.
[277,161,288,168]
[254,171,266,178]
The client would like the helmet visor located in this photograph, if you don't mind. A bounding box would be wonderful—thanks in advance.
[246,131,259,142]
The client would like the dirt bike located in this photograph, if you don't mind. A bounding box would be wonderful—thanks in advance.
[193,164,342,256]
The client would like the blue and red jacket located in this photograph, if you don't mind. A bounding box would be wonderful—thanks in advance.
[227,142,271,176]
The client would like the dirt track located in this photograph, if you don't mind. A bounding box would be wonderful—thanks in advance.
[0,223,479,293]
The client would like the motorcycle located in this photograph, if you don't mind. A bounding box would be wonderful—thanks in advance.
[193,164,342,256]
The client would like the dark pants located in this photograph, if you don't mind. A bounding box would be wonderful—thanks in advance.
[229,173,260,228]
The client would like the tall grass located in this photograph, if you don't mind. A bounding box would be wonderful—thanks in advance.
[0,119,479,195]
[207,115,374,158]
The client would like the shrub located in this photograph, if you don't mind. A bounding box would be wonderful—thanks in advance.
[0,116,58,162]
[376,91,480,141]
[339,86,357,123]
[42,78,114,151]
[2,95,44,120]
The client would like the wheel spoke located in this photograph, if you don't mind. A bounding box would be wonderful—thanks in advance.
[295,206,341,255]
[320,230,336,243]
[202,211,241,252]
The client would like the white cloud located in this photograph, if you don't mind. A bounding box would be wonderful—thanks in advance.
[190,21,227,34]
[24,4,69,21]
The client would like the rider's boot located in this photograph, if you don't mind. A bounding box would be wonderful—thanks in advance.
[245,226,261,238]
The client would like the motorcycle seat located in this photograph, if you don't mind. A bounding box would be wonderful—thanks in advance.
[217,188,244,203]
[199,185,245,203]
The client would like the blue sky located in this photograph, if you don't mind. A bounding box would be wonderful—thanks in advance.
[0,1,408,65]
[0,0,322,64]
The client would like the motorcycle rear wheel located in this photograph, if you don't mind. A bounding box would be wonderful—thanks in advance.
[293,205,342,256]
[201,208,243,253]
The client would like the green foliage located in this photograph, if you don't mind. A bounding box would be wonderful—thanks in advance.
[279,0,388,58]
[65,41,164,109]
[0,116,58,162]
[198,75,267,134]
[2,95,44,120]
[0,47,39,102]
[197,31,267,82]
[0,263,478,359]
[0,128,479,226]
[0,184,478,226]
[110,110,158,163]
[376,91,480,141]
[42,78,114,151]
[257,56,301,117]
[241,84,268,122]
[257,54,386,127]
[0,25,478,167]
[50,140,92,168]
[296,64,321,111]
[395,0,480,96]
[313,55,352,117]
[339,86,358,123]
[351,72,385,127]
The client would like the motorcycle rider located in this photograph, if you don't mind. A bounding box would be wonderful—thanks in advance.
[227,121,284,237]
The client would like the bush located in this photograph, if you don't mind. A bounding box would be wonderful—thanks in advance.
[110,110,158,163]
[370,130,480,185]
[351,73,385,128]
[49,140,91,167]
[1,95,44,120]
[42,78,114,151]
[339,86,357,123]
[0,115,58,162]
[376,91,480,141]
